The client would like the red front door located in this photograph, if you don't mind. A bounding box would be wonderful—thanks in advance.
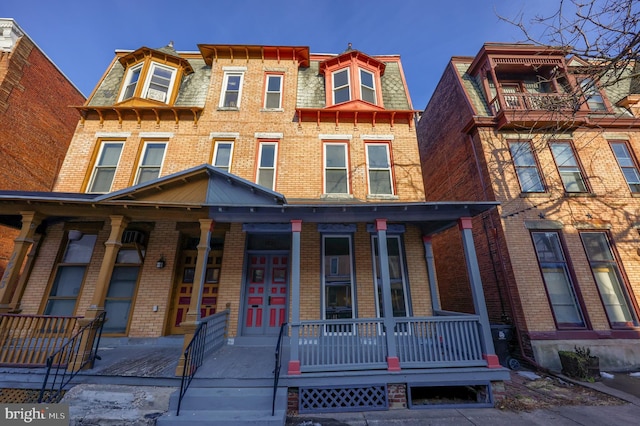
[244,254,288,335]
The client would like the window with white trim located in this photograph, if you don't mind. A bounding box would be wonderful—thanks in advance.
[532,231,585,327]
[360,68,376,104]
[220,72,244,108]
[580,232,638,327]
[121,64,142,101]
[142,63,177,103]
[610,141,640,193]
[579,78,607,111]
[509,141,545,193]
[134,142,166,185]
[212,141,234,173]
[324,143,349,194]
[366,143,393,195]
[264,74,283,109]
[332,69,350,104]
[256,142,277,190]
[549,142,587,193]
[87,141,124,193]
[372,235,409,318]
[323,235,354,321]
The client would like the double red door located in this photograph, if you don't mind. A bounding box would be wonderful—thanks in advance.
[244,254,288,335]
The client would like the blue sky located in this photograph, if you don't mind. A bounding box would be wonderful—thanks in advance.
[2,1,560,110]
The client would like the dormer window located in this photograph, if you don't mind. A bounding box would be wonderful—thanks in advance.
[122,65,142,100]
[360,69,376,104]
[333,69,351,104]
[119,62,177,103]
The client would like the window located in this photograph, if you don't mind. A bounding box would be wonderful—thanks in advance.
[323,235,354,321]
[360,69,376,104]
[220,72,244,108]
[135,142,166,185]
[121,64,142,101]
[509,141,545,193]
[324,143,349,194]
[87,141,124,193]
[532,232,585,327]
[212,141,234,173]
[580,78,606,111]
[103,238,145,334]
[143,63,176,103]
[550,142,587,193]
[264,74,283,109]
[332,69,350,104]
[581,232,638,327]
[372,235,409,318]
[256,142,277,190]
[610,141,640,193]
[43,233,97,316]
[366,143,394,195]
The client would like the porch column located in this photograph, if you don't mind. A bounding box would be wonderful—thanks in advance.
[288,219,302,375]
[71,215,129,371]
[458,217,500,368]
[0,212,42,313]
[375,219,400,371]
[422,236,441,312]
[9,233,43,312]
[176,218,214,376]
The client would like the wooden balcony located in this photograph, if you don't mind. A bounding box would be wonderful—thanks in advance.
[488,92,587,130]
[0,314,80,367]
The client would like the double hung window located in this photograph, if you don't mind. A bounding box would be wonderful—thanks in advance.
[212,141,234,173]
[324,143,349,194]
[581,232,638,327]
[121,64,142,101]
[610,141,640,193]
[549,142,587,193]
[509,141,544,193]
[580,78,607,111]
[220,72,244,108]
[144,64,176,103]
[322,235,354,321]
[366,144,393,195]
[531,232,585,327]
[135,142,166,185]
[264,74,283,109]
[332,69,350,104]
[87,141,124,193]
[360,69,376,104]
[256,142,277,190]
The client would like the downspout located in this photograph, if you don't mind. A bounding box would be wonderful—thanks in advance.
[467,133,546,370]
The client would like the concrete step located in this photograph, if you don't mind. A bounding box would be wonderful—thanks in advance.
[159,386,287,426]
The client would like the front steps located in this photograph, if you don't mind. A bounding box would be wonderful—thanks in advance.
[158,386,288,426]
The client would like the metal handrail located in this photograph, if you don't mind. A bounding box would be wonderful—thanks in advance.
[38,312,106,403]
[272,322,288,416]
[176,309,229,416]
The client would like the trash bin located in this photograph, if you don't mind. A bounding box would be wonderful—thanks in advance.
[490,324,515,368]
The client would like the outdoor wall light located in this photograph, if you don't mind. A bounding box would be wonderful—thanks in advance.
[156,256,166,269]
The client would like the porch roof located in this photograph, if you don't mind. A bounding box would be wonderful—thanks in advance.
[0,164,498,236]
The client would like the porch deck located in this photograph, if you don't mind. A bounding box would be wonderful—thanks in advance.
[0,335,509,393]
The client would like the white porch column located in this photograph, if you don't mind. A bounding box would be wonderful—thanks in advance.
[288,219,302,375]
[375,218,400,371]
[422,236,441,312]
[458,217,500,368]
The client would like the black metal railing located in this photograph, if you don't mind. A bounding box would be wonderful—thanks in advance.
[38,312,106,403]
[272,322,288,416]
[176,309,229,416]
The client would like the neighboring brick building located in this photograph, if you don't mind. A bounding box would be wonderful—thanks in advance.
[417,43,640,371]
[0,42,507,411]
[0,18,85,278]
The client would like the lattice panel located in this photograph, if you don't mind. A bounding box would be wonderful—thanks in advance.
[299,385,388,413]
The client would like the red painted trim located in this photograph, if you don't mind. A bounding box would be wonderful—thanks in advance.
[288,360,301,375]
[375,218,387,231]
[458,217,473,230]
[422,235,432,244]
[387,356,401,372]
[483,354,502,368]
[291,219,302,233]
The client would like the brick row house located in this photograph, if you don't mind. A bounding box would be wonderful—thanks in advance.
[417,43,640,372]
[0,42,507,412]
[0,18,85,279]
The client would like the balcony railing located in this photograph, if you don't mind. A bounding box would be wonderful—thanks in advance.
[297,315,485,372]
[0,314,80,367]
[490,92,577,114]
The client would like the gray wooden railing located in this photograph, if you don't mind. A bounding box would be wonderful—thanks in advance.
[297,315,484,372]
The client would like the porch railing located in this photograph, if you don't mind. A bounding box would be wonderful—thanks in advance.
[177,309,230,416]
[490,92,577,114]
[0,314,80,366]
[297,315,484,372]
[299,318,387,372]
[272,322,287,416]
[38,312,106,403]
